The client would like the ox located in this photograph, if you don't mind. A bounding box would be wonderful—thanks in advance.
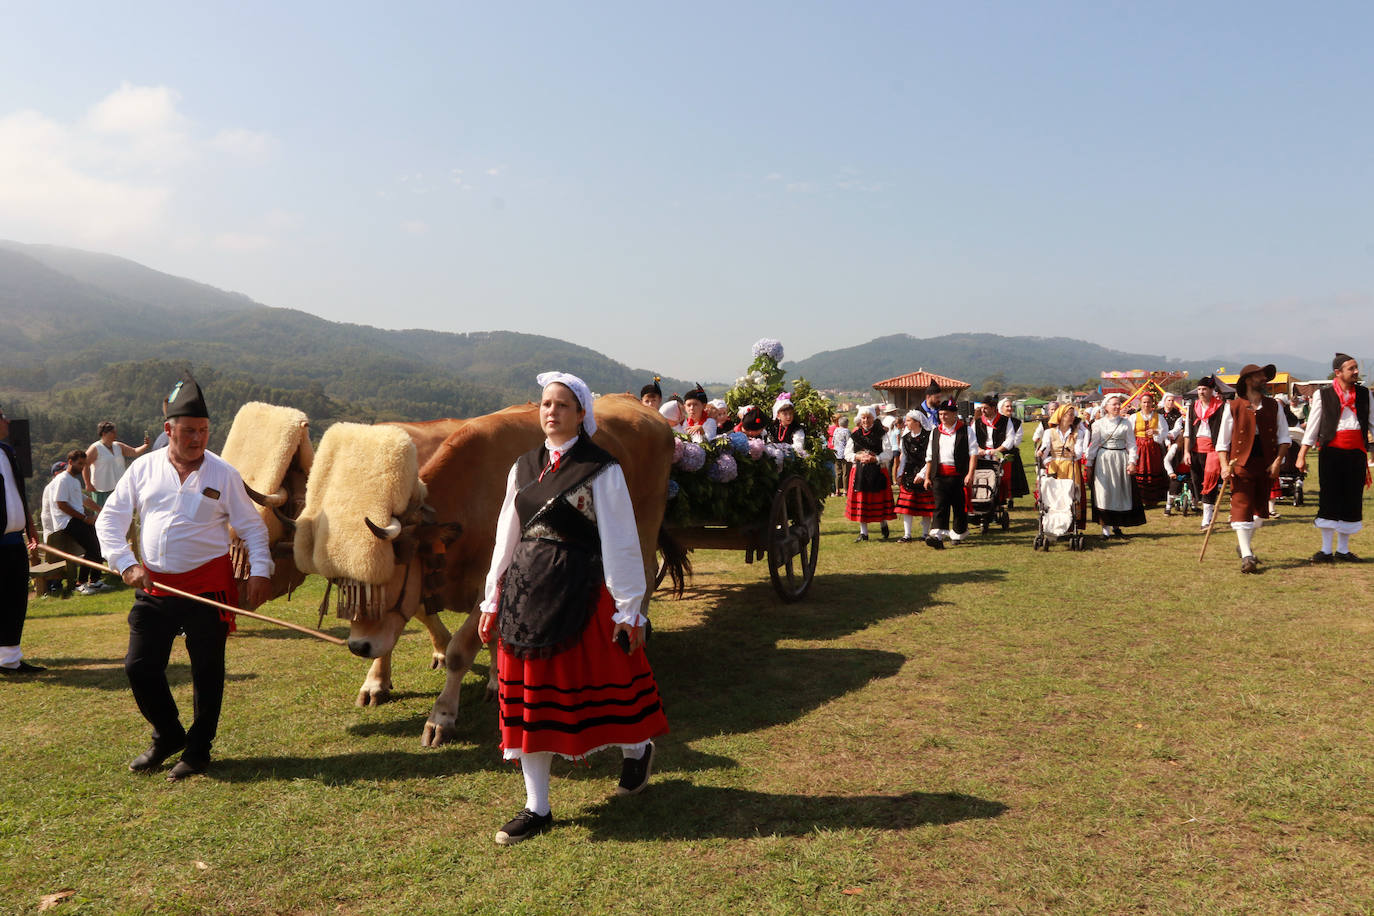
[223,404,469,705]
[295,394,684,747]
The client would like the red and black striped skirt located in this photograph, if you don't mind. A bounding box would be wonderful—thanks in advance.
[844,465,896,522]
[895,482,934,516]
[497,586,668,759]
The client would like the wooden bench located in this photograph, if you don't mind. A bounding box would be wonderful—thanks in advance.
[29,560,70,597]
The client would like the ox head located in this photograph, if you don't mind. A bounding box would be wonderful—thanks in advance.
[222,402,315,604]
[292,423,460,658]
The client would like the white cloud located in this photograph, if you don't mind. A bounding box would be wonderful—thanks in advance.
[211,127,274,161]
[0,84,270,246]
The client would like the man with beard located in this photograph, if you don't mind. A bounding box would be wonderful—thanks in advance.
[1216,364,1291,573]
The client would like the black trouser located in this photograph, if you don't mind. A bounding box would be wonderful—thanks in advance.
[0,541,28,648]
[125,590,229,760]
[931,474,968,535]
[1318,446,1366,523]
[60,519,105,584]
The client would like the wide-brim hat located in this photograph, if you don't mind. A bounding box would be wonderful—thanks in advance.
[1236,363,1277,382]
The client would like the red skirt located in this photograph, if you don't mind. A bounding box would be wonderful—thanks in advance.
[845,466,896,522]
[497,586,668,759]
[895,481,933,516]
[1133,438,1168,507]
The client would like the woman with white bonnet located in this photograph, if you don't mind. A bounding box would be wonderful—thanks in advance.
[658,395,685,433]
[478,371,668,845]
[894,409,935,542]
[843,405,896,541]
[1085,392,1146,539]
[996,397,1031,501]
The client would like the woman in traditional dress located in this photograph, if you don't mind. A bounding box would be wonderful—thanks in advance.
[478,372,668,845]
[1085,393,1145,538]
[1131,391,1170,509]
[1037,403,1088,530]
[996,397,1032,502]
[894,409,935,542]
[844,406,895,541]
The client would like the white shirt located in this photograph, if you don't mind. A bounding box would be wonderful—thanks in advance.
[1,448,26,535]
[843,426,893,464]
[43,472,85,535]
[1038,425,1087,461]
[1300,384,1374,447]
[927,423,980,466]
[89,440,127,491]
[1216,401,1293,452]
[96,449,273,577]
[684,416,717,443]
[480,436,648,626]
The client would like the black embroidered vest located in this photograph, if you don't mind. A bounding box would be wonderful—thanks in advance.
[849,424,889,492]
[899,428,930,489]
[497,436,615,659]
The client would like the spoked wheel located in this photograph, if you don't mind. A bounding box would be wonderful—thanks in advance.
[1033,534,1045,551]
[999,508,1010,530]
[767,476,821,602]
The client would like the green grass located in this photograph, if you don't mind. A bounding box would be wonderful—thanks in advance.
[2,454,1372,915]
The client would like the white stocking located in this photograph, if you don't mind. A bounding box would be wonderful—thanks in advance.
[902,516,914,538]
[1321,528,1335,554]
[1234,524,1254,558]
[920,516,932,537]
[1337,532,1352,553]
[521,751,553,816]
[858,522,869,537]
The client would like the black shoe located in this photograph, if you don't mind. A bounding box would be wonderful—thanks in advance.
[1240,555,1258,574]
[924,535,944,550]
[1335,551,1361,563]
[166,755,209,781]
[616,741,656,797]
[1311,551,1335,564]
[854,533,869,542]
[880,523,890,540]
[897,536,912,543]
[495,808,553,846]
[0,660,46,675]
[1113,530,1130,540]
[130,738,187,772]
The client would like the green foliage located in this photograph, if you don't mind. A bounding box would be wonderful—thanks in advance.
[666,342,834,527]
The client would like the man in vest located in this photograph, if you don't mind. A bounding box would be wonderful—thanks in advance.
[1216,364,1291,573]
[1181,377,1225,529]
[922,398,978,549]
[1,403,43,673]
[1294,353,1372,562]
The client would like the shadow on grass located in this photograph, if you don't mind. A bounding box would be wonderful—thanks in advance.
[23,658,256,690]
[209,748,491,783]
[573,779,1007,840]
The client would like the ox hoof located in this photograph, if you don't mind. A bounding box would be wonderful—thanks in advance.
[421,716,457,747]
[356,686,393,707]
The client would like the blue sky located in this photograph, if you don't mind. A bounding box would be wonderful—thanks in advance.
[2,2,1369,381]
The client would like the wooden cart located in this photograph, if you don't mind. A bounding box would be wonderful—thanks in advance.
[660,474,823,602]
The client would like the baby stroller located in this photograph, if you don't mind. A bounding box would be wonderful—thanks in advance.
[1033,455,1086,550]
[1275,426,1306,507]
[968,456,1010,535]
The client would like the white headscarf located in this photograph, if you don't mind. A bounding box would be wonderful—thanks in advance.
[855,406,876,420]
[536,371,597,436]
[997,397,1014,412]
[772,393,794,419]
[660,400,684,425]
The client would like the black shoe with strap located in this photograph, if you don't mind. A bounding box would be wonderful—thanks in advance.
[1335,551,1361,563]
[1311,551,1335,564]
[0,660,46,675]
[495,808,553,846]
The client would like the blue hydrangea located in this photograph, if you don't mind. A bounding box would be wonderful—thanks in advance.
[677,441,706,472]
[726,432,750,454]
[752,338,784,361]
[667,479,679,499]
[707,453,738,483]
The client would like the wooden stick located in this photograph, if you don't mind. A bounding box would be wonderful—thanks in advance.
[35,543,346,646]
[1197,460,1237,563]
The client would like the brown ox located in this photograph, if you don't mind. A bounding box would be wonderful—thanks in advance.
[225,406,470,706]
[313,394,682,747]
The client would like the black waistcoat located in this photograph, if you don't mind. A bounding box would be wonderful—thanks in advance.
[497,436,615,659]
[1318,384,1370,451]
[928,424,972,475]
[899,428,930,488]
[849,424,888,492]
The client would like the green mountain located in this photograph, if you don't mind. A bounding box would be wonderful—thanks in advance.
[787,333,1329,392]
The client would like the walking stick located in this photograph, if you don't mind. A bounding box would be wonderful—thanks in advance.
[35,543,346,646]
[1197,460,1237,563]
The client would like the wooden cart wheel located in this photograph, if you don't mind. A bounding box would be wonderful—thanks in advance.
[767,476,821,602]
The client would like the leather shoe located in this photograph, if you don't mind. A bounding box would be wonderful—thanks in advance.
[0,660,46,674]
[167,756,209,781]
[129,739,186,772]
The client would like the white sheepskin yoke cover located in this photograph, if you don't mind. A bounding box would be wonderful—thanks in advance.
[222,402,312,495]
[294,423,422,584]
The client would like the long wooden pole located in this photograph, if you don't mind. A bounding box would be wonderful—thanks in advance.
[1197,460,1237,563]
[35,543,346,646]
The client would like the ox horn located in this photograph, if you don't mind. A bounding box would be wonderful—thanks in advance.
[273,505,297,532]
[365,516,403,541]
[244,483,289,507]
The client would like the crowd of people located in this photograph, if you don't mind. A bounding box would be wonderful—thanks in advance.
[826,354,1372,574]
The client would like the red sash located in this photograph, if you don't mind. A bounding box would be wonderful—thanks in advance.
[1331,429,1365,450]
[939,464,959,476]
[147,554,239,631]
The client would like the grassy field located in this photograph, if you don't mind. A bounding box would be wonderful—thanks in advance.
[2,456,1372,915]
